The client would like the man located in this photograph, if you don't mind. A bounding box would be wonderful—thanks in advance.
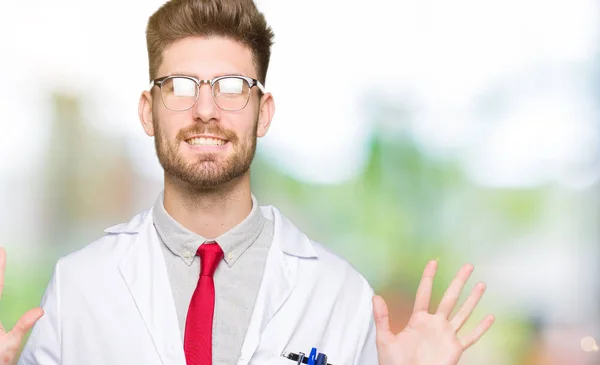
[0,0,494,364]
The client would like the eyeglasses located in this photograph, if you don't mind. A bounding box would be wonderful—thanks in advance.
[149,75,266,112]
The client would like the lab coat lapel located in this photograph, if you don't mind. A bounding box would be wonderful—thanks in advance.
[237,207,318,365]
[116,210,185,365]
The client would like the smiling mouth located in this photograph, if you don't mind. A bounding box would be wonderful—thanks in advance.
[186,137,228,146]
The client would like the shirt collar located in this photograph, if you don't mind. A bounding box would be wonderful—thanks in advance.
[152,191,265,267]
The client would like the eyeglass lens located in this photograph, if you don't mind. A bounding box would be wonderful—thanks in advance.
[160,77,251,111]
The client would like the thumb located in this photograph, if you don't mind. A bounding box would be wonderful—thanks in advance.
[372,295,391,335]
[11,308,44,340]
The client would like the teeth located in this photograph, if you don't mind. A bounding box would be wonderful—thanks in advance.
[188,137,226,146]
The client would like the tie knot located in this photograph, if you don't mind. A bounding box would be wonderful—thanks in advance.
[198,243,223,277]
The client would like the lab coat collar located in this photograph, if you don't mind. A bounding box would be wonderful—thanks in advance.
[105,205,319,259]
[237,205,317,364]
[115,209,186,365]
[259,205,318,259]
[107,204,319,365]
[104,208,151,234]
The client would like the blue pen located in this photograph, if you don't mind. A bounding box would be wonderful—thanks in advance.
[315,353,326,365]
[307,347,317,365]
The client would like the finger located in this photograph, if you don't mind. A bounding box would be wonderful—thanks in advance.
[436,263,474,318]
[449,282,486,332]
[372,295,395,342]
[413,260,438,313]
[0,247,6,300]
[373,295,390,333]
[9,308,44,341]
[460,314,495,350]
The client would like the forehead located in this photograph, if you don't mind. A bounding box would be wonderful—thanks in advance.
[158,36,257,79]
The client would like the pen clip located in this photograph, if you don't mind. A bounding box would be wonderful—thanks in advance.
[282,350,332,365]
[296,352,305,365]
[307,348,317,365]
[315,353,327,365]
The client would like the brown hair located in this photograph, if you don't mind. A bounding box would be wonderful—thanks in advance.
[146,0,274,84]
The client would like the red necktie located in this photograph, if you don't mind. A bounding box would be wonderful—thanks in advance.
[184,242,223,365]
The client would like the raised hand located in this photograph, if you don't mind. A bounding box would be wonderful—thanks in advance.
[374,260,494,365]
[0,247,44,365]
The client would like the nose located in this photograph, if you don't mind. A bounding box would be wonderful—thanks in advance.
[192,81,218,123]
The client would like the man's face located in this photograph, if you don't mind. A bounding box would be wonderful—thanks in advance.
[140,36,273,189]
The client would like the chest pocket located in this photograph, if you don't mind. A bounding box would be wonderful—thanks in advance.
[248,352,299,365]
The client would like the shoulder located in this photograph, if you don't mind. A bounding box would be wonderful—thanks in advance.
[263,204,374,297]
[311,238,375,297]
[56,208,152,272]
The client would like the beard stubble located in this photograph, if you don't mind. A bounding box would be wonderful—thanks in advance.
[153,118,258,189]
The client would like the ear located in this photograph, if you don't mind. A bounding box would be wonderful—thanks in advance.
[256,92,275,138]
[138,90,155,137]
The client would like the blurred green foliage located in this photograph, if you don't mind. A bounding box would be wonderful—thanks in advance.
[0,91,550,364]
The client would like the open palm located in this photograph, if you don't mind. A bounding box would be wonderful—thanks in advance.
[374,260,495,365]
[0,247,44,365]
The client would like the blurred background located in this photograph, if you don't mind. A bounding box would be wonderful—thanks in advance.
[1,0,599,364]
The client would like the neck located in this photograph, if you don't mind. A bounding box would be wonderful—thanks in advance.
[162,172,253,239]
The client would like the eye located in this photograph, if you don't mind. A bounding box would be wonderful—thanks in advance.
[215,78,245,96]
[171,78,197,97]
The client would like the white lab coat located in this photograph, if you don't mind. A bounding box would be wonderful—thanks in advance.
[18,205,378,365]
